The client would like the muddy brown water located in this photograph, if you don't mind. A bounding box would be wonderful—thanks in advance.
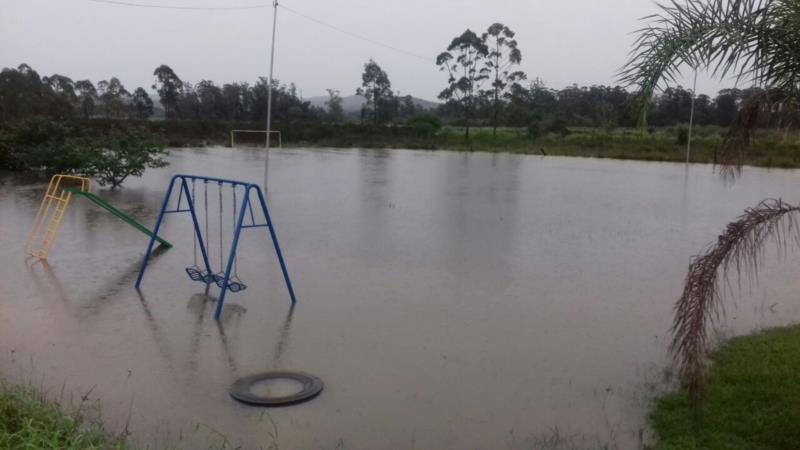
[2,147,800,449]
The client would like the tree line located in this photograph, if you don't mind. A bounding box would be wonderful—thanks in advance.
[0,58,774,132]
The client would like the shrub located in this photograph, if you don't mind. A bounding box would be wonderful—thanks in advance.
[0,118,88,172]
[675,124,689,145]
[0,118,168,188]
[408,113,442,137]
[547,118,571,137]
[85,127,168,189]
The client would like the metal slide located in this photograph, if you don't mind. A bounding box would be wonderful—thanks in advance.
[65,188,173,248]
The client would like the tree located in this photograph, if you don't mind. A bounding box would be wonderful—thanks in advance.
[222,82,248,121]
[436,29,489,139]
[482,23,526,138]
[399,95,417,119]
[153,64,183,119]
[176,82,200,120]
[620,0,800,169]
[356,59,393,125]
[0,64,47,121]
[195,80,224,120]
[620,0,800,405]
[42,74,76,118]
[75,80,97,119]
[131,87,154,120]
[325,88,344,122]
[98,77,130,119]
[87,127,168,189]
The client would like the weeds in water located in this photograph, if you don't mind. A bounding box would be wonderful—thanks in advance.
[507,426,617,450]
[0,381,125,449]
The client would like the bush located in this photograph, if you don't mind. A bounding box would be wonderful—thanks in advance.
[408,113,442,137]
[85,127,168,189]
[0,118,88,172]
[675,124,689,145]
[547,118,571,137]
[528,120,542,140]
[0,118,168,188]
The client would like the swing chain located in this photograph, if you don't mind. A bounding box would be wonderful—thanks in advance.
[232,186,239,277]
[218,182,224,271]
[192,179,198,267]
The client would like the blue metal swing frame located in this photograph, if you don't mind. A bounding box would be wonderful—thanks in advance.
[135,174,297,320]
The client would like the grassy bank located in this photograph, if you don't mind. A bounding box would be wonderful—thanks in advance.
[649,325,800,449]
[4,118,800,169]
[167,121,800,169]
[0,382,125,449]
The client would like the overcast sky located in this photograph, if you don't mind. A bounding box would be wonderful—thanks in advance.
[2,0,731,101]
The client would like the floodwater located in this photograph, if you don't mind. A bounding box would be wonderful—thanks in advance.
[2,147,800,449]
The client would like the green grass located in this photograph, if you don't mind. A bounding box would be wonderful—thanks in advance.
[649,325,800,449]
[0,382,125,449]
[6,119,800,169]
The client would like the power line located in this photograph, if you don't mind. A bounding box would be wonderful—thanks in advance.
[83,0,432,63]
[278,4,431,62]
[86,0,269,11]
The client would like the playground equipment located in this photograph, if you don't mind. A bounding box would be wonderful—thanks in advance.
[230,371,323,407]
[25,175,171,259]
[135,174,296,320]
[230,129,282,148]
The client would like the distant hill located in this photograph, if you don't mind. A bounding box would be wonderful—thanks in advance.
[307,94,439,113]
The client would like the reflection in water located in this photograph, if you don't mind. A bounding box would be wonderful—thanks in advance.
[26,246,168,319]
[271,304,296,369]
[186,293,214,381]
[136,290,176,372]
[26,258,70,303]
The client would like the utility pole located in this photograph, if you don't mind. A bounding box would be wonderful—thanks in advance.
[686,69,697,165]
[264,0,278,190]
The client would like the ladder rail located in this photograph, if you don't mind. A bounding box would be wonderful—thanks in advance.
[25,176,63,255]
[25,175,91,259]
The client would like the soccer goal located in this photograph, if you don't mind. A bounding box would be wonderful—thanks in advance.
[230,129,282,148]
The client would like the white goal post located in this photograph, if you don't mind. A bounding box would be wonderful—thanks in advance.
[230,129,282,148]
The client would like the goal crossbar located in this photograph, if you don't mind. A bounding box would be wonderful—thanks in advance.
[230,129,282,148]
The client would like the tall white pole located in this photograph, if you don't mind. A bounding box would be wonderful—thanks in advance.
[264,0,278,190]
[686,69,697,164]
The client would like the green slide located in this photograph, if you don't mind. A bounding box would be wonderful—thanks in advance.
[65,188,173,248]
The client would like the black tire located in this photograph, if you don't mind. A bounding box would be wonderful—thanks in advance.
[229,371,323,407]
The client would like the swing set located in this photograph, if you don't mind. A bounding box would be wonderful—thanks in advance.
[135,174,296,320]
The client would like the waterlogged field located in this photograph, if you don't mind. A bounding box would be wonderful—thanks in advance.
[2,147,800,449]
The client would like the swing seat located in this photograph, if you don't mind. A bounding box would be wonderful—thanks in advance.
[185,266,207,282]
[210,272,226,286]
[214,275,248,293]
[227,279,248,293]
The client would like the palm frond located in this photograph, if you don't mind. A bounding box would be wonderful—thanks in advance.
[671,198,800,401]
[620,0,800,167]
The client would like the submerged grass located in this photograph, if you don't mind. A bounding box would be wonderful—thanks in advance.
[0,381,126,449]
[649,325,800,449]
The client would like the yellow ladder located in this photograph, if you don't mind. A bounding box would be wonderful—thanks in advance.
[25,175,91,259]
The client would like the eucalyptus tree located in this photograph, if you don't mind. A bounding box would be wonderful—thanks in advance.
[75,80,98,119]
[153,64,183,119]
[222,82,248,121]
[131,87,154,119]
[357,59,392,125]
[42,74,76,118]
[482,23,526,138]
[325,88,344,123]
[196,80,224,120]
[620,0,800,404]
[98,77,130,119]
[436,29,489,139]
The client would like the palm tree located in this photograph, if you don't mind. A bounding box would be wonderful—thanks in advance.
[621,0,800,170]
[620,0,800,403]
